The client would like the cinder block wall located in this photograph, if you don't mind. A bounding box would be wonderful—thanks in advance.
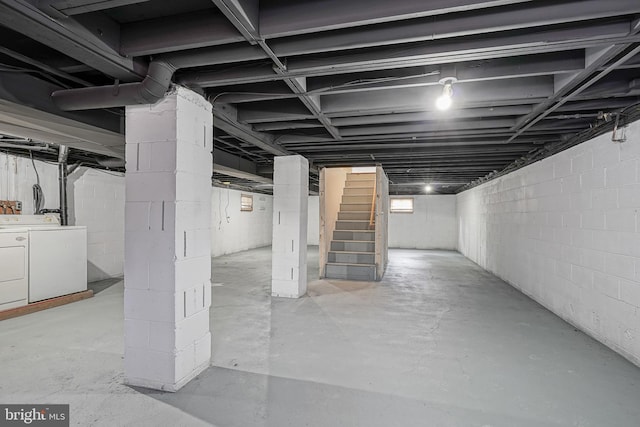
[0,154,125,282]
[307,196,320,245]
[389,195,457,249]
[211,187,273,257]
[0,153,59,213]
[70,167,125,281]
[457,121,640,366]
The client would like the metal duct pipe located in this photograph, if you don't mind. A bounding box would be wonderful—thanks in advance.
[51,61,176,111]
[58,145,69,225]
[50,45,266,111]
[0,142,53,152]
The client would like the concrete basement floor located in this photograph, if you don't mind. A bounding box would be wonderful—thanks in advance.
[0,248,639,427]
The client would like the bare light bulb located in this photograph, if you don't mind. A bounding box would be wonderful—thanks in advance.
[435,83,453,111]
[425,185,433,193]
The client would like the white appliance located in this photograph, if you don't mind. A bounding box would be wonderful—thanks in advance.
[0,215,87,305]
[0,230,29,310]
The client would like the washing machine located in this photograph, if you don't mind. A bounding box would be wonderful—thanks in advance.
[0,215,87,305]
[0,229,29,310]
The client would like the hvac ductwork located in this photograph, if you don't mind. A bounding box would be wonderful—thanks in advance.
[50,45,263,111]
[51,61,176,111]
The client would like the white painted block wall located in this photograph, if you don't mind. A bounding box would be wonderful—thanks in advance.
[307,195,319,245]
[389,195,457,250]
[0,153,124,282]
[212,193,320,251]
[0,153,59,214]
[457,120,640,366]
[70,167,124,281]
[211,187,273,257]
[272,155,308,298]
[124,87,212,391]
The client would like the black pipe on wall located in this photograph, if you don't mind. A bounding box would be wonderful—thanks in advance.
[58,145,69,226]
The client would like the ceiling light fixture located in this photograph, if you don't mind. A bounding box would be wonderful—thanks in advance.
[435,77,457,111]
[425,184,433,193]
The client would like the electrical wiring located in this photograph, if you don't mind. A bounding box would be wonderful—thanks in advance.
[30,151,44,213]
[306,71,441,94]
[0,62,72,88]
[461,101,640,192]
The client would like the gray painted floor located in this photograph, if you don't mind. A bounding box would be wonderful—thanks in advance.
[0,248,639,426]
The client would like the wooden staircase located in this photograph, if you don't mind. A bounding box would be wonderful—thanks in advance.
[325,172,377,281]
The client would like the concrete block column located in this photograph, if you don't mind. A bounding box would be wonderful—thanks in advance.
[123,87,213,392]
[272,155,309,298]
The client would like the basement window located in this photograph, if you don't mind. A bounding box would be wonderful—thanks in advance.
[241,194,253,212]
[390,198,414,213]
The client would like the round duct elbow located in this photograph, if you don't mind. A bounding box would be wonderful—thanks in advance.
[51,61,176,111]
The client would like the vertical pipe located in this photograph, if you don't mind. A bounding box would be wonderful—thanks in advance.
[58,145,69,226]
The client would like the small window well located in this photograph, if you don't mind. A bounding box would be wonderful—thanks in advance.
[241,194,253,212]
[390,198,414,213]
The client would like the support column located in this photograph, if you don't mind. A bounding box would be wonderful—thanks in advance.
[123,87,213,392]
[272,155,309,298]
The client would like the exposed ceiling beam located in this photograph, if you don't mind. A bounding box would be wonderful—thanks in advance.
[119,0,627,60]
[0,71,121,133]
[0,100,124,157]
[39,0,150,16]
[319,77,553,116]
[330,106,532,127]
[207,51,584,104]
[211,0,260,43]
[509,20,640,141]
[339,119,516,137]
[0,46,92,87]
[268,0,640,57]
[316,159,512,167]
[120,10,245,56]
[253,121,324,131]
[213,0,341,139]
[238,102,315,123]
[278,75,341,139]
[214,104,291,156]
[556,98,638,112]
[213,148,272,184]
[274,127,561,145]
[309,52,584,94]
[179,21,629,88]
[284,21,634,76]
[291,139,540,152]
[212,165,272,185]
[259,0,535,38]
[0,0,143,81]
